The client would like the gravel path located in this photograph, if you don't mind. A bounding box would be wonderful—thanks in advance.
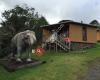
[84,58,100,80]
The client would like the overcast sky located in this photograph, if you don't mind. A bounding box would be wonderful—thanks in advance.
[0,0,100,24]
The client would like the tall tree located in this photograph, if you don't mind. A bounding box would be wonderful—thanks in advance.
[1,5,49,34]
[90,20,100,26]
[32,16,48,45]
[0,4,49,57]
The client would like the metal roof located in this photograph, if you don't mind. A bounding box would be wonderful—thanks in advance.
[41,21,99,28]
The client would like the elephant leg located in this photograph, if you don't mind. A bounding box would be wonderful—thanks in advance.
[16,47,22,62]
[26,48,32,62]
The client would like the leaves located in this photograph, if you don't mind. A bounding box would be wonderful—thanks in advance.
[0,4,49,58]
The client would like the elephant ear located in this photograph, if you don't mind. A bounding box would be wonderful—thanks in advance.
[31,31,37,41]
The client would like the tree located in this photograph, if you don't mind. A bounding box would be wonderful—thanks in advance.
[1,5,49,33]
[38,16,48,26]
[0,4,49,58]
[32,16,48,45]
[90,20,100,26]
[1,5,33,33]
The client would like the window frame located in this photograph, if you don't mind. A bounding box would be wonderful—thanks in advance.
[82,27,87,41]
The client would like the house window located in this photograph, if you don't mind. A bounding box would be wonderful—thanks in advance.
[82,27,87,41]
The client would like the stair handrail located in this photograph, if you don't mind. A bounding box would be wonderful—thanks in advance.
[56,35,71,49]
[55,39,69,49]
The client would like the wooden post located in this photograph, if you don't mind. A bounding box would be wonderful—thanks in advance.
[68,42,71,51]
[49,43,51,52]
[56,42,58,52]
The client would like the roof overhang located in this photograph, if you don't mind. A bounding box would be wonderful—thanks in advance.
[41,21,98,29]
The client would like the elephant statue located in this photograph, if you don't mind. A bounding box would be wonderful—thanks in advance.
[11,30,36,62]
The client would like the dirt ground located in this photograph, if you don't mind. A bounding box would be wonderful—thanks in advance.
[84,58,100,80]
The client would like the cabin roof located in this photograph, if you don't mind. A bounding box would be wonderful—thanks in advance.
[41,21,99,28]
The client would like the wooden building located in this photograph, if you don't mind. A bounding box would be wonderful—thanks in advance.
[97,29,100,42]
[41,21,97,51]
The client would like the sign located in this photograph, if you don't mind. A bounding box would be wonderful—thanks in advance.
[34,48,45,57]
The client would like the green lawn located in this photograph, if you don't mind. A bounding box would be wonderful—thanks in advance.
[0,44,100,80]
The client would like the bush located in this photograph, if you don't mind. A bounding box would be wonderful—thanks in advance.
[0,27,13,58]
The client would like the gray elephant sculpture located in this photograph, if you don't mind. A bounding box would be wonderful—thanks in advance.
[11,30,36,62]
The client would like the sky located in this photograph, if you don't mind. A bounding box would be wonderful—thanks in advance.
[0,0,100,24]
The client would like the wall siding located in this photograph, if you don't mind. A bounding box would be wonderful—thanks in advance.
[69,24,97,43]
[97,30,100,41]
[87,27,97,43]
[69,24,82,42]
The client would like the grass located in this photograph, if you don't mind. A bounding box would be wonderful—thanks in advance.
[0,43,100,80]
